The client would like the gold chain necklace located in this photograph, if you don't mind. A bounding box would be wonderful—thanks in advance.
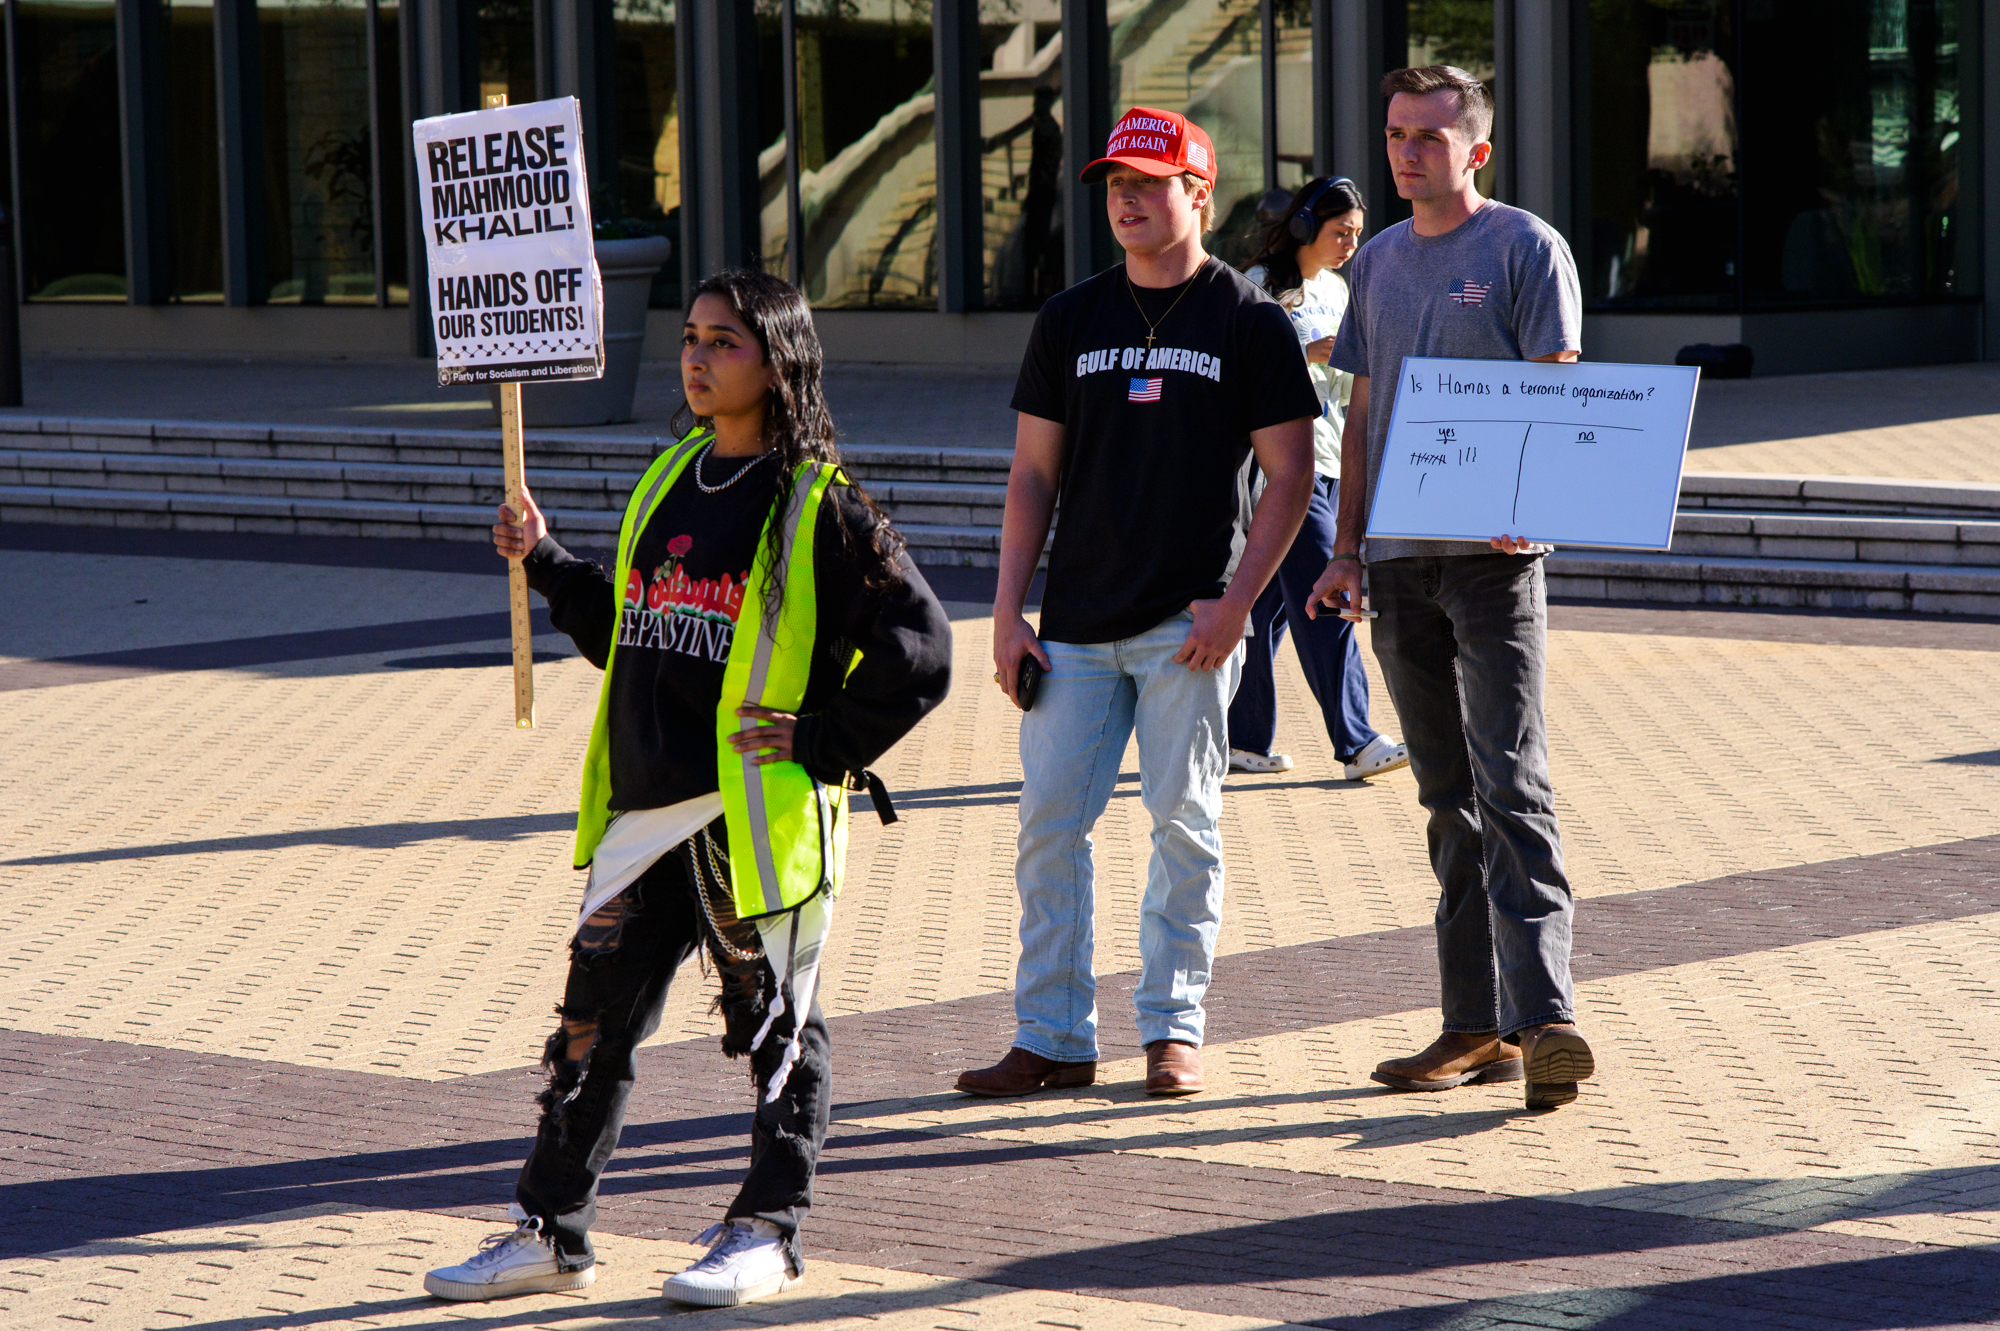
[1126,265,1202,351]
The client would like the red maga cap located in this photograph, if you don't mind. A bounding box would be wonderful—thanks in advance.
[1080,107,1215,185]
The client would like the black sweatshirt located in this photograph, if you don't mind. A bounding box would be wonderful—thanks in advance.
[524,475,953,812]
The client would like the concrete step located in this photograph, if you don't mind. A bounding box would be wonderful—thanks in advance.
[10,415,1997,517]
[0,481,1000,568]
[862,479,1006,527]
[1545,549,2000,615]
[841,446,1011,484]
[0,483,621,543]
[895,523,1004,567]
[0,445,1008,530]
[7,412,2000,608]
[0,415,665,473]
[0,415,1015,487]
[0,446,640,514]
[1670,510,2000,568]
[1680,472,2000,519]
[23,440,2000,568]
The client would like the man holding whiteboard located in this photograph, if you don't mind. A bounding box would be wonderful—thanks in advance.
[1311,65,1595,1111]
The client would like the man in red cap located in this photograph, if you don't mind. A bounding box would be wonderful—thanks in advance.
[959,108,1320,1098]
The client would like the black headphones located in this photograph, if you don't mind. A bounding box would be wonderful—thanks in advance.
[1288,176,1354,244]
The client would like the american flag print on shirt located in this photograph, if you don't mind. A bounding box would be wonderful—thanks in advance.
[1449,279,1491,307]
[1128,376,1164,402]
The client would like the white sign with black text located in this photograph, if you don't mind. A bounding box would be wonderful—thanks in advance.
[1368,357,1702,551]
[412,97,604,386]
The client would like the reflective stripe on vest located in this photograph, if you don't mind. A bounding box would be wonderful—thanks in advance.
[718,461,846,918]
[571,433,847,921]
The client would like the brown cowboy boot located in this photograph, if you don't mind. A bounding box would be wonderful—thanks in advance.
[1371,1030,1523,1091]
[1144,1040,1204,1096]
[1518,1023,1595,1110]
[955,1047,1096,1098]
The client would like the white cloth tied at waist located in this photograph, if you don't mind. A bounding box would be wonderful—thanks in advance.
[576,792,724,928]
[576,789,832,1104]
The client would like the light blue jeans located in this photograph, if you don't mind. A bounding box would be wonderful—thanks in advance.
[1014,610,1242,1061]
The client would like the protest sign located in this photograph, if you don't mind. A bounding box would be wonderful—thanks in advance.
[413,96,604,388]
[1368,357,1701,551]
[416,94,606,727]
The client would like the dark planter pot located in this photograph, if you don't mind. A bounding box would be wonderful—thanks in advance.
[489,235,672,427]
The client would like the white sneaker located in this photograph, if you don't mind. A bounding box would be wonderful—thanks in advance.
[663,1219,801,1307]
[1344,735,1411,781]
[1229,748,1295,774]
[423,1209,595,1301]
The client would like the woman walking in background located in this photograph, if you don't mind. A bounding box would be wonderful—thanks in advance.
[1230,177,1408,782]
[423,270,951,1309]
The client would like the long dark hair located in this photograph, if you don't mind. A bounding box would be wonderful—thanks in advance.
[669,269,906,599]
[1243,176,1368,298]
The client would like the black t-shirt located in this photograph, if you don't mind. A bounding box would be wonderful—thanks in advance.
[607,452,775,810]
[1010,256,1322,644]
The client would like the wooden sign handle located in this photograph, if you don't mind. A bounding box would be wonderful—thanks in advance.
[485,90,533,729]
[499,380,535,728]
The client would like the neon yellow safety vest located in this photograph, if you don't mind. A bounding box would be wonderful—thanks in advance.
[572,428,849,920]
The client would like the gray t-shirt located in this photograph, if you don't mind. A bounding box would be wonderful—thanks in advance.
[1328,200,1582,562]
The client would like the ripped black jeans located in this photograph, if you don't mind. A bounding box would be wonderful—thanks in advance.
[513,839,831,1270]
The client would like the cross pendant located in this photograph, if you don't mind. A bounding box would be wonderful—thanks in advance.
[1143,332,1157,350]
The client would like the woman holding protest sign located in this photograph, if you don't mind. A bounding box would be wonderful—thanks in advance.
[1230,177,1407,783]
[423,270,951,1309]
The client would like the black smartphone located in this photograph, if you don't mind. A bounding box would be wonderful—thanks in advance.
[1016,655,1045,712]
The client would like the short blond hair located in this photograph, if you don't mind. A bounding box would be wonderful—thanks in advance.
[1178,172,1216,232]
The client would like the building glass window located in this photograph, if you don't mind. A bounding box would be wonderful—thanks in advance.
[1742,0,1973,304]
[259,0,377,304]
[980,0,1061,309]
[1582,0,1739,308]
[769,0,937,308]
[15,0,125,300]
[1111,0,1268,267]
[756,10,787,279]
[376,0,407,303]
[1404,0,1491,72]
[1270,0,1311,193]
[1583,0,1974,311]
[478,0,536,106]
[169,0,225,301]
[1404,0,1493,203]
[612,0,680,307]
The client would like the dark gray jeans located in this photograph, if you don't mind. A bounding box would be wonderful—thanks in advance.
[1367,553,1576,1038]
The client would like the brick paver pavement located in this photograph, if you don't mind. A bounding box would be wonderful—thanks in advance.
[1683,361,2000,482]
[3,526,1999,1329]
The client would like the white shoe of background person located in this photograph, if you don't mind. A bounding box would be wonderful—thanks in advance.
[1344,735,1411,781]
[664,1219,801,1307]
[424,1207,595,1301]
[1228,748,1295,774]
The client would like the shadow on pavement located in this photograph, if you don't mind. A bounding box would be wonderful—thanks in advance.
[9,1128,1997,1326]
[3,811,577,865]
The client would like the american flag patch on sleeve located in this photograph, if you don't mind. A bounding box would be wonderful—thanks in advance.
[1128,377,1163,402]
[1449,279,1491,306]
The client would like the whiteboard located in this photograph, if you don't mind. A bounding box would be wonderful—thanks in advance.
[1367,357,1701,551]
